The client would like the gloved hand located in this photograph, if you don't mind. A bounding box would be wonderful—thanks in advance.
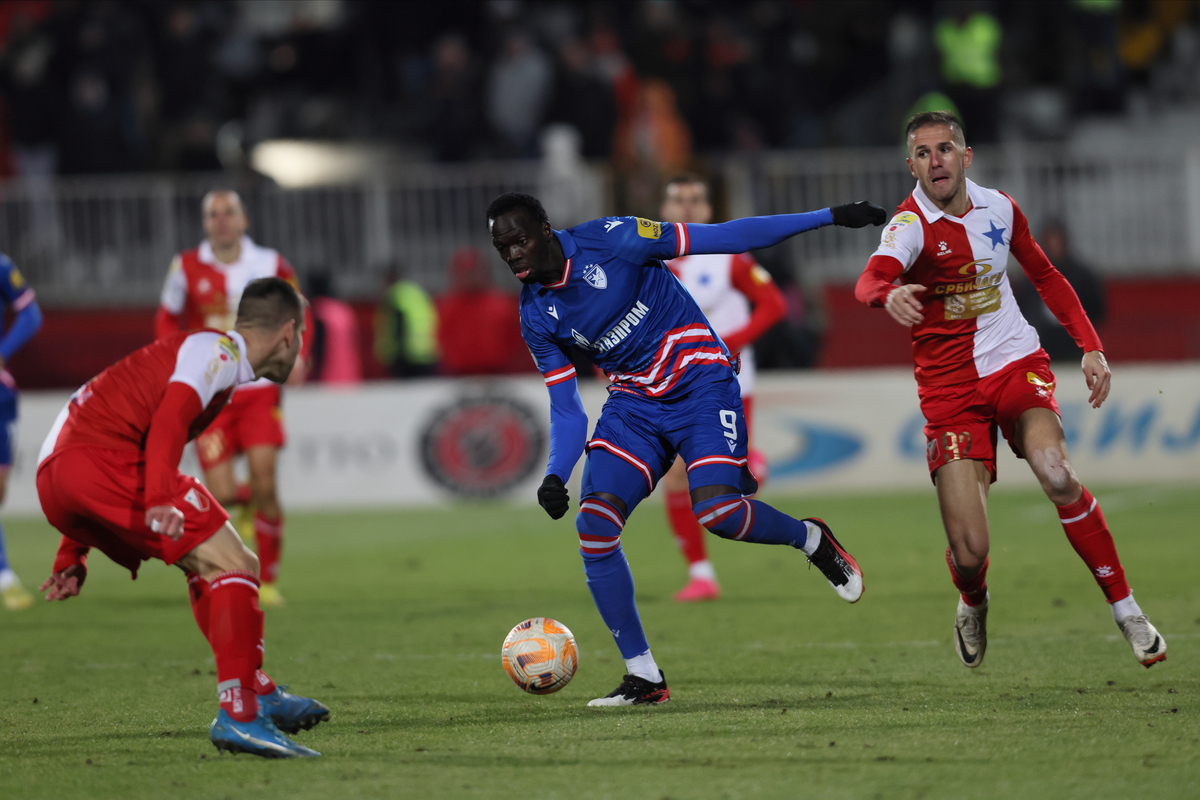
[831,201,887,228]
[537,474,570,519]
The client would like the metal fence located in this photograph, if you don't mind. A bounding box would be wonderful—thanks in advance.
[1,145,1197,305]
[725,145,1200,284]
[0,162,610,305]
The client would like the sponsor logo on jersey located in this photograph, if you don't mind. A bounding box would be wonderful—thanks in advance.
[937,241,952,256]
[604,219,624,232]
[582,263,607,289]
[594,301,650,353]
[419,394,545,497]
[957,259,991,276]
[9,268,25,288]
[934,260,1001,295]
[572,329,592,349]
[547,305,558,319]
[882,211,919,250]
[636,218,662,239]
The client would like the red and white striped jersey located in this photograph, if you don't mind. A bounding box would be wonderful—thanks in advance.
[157,236,298,391]
[863,179,1101,387]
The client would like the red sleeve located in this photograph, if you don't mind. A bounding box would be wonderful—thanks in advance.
[855,254,905,307]
[721,254,787,353]
[52,536,90,575]
[143,381,204,508]
[154,306,183,340]
[1004,195,1104,353]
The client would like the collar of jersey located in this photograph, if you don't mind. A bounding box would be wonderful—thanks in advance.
[223,330,257,385]
[912,178,989,224]
[199,235,256,267]
[537,229,578,293]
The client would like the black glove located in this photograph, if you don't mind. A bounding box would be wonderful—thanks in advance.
[537,474,570,519]
[831,201,887,228]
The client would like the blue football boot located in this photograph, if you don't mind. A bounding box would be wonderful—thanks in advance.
[259,685,331,734]
[210,708,321,758]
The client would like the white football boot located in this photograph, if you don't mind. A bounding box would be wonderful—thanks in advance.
[1117,614,1166,668]
[953,594,988,668]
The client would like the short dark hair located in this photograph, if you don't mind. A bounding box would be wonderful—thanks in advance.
[236,276,305,330]
[664,173,708,199]
[905,111,966,150]
[486,192,549,226]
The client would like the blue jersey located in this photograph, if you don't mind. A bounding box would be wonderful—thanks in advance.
[520,217,731,398]
[0,252,41,463]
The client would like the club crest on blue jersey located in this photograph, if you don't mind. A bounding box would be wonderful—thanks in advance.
[582,263,607,290]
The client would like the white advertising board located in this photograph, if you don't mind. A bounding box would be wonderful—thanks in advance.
[7,362,1198,518]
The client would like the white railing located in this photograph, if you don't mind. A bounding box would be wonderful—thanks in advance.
[0,162,610,305]
[722,145,1200,283]
[0,145,1196,305]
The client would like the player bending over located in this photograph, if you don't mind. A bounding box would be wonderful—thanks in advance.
[658,174,787,602]
[856,111,1165,670]
[0,252,42,610]
[39,277,330,758]
[156,190,307,607]
[488,192,883,706]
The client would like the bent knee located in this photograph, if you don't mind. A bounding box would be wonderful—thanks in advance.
[1029,448,1080,505]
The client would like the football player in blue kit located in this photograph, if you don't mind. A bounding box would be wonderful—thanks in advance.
[487,192,886,705]
[0,252,43,611]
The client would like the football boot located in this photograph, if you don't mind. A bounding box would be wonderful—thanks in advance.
[803,518,864,603]
[259,685,331,734]
[1117,614,1167,668]
[210,708,321,758]
[953,595,988,668]
[587,672,670,707]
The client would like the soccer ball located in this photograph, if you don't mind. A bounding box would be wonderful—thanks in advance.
[501,617,578,694]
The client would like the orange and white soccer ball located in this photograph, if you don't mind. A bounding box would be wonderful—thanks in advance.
[502,617,578,694]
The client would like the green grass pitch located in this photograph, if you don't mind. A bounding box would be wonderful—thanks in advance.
[1,485,1197,799]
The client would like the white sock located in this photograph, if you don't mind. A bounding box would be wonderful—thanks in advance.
[624,650,662,683]
[0,568,16,592]
[801,522,822,556]
[1111,593,1143,622]
[688,560,716,581]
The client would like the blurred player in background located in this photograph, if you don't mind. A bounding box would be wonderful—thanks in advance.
[0,253,42,610]
[156,191,306,607]
[489,192,882,706]
[38,278,328,758]
[658,175,786,602]
[856,111,1165,670]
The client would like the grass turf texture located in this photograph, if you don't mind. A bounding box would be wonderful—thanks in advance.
[1,485,1197,800]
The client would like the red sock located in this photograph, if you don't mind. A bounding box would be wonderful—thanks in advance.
[946,548,989,607]
[255,512,283,584]
[209,570,261,722]
[234,484,252,506]
[666,489,707,565]
[250,594,276,695]
[186,571,211,642]
[1057,486,1131,603]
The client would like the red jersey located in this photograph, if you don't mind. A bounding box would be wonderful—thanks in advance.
[39,330,256,506]
[857,179,1102,387]
[156,235,299,391]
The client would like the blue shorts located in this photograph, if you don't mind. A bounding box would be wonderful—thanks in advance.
[583,372,758,510]
[0,384,16,468]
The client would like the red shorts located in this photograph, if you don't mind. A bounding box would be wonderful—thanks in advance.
[37,446,229,577]
[918,351,1060,483]
[195,384,286,470]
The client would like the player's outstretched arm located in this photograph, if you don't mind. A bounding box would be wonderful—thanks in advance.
[683,202,886,256]
[1081,350,1111,409]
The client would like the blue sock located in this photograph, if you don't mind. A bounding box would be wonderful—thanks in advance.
[693,494,812,548]
[0,520,9,572]
[577,497,649,659]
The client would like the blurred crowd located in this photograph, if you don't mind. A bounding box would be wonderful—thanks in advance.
[1,0,1198,179]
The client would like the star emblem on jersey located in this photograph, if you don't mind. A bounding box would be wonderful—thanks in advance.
[983,221,1006,250]
[604,220,624,232]
[582,263,608,290]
